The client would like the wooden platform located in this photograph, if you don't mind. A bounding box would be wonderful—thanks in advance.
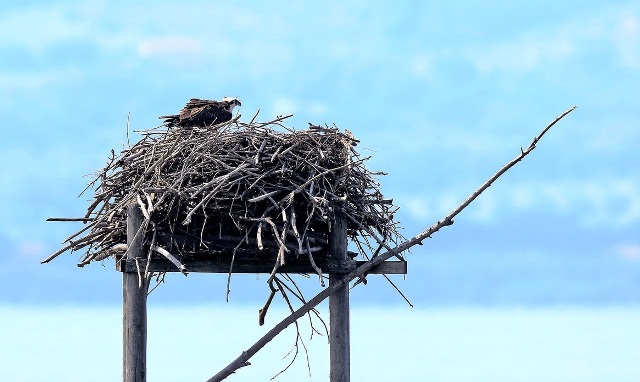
[116,257,407,275]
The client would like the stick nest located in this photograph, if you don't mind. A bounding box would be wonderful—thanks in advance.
[47,116,401,273]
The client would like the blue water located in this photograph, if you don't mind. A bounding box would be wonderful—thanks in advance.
[1,305,638,381]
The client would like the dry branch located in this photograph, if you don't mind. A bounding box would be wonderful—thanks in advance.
[205,106,577,382]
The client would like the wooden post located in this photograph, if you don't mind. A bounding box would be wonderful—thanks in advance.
[123,204,147,382]
[329,211,350,382]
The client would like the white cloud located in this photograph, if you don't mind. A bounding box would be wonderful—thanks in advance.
[470,33,577,74]
[585,120,640,152]
[18,241,47,260]
[0,4,222,60]
[398,192,486,223]
[615,243,640,261]
[580,179,640,227]
[613,12,640,68]
[540,183,573,212]
[272,98,298,116]
[397,177,640,228]
[0,6,85,53]
[0,3,138,54]
[307,102,329,117]
[519,178,640,228]
[401,197,431,221]
[464,4,640,74]
[409,53,434,79]
[0,68,85,97]
[510,186,534,209]
[136,37,202,58]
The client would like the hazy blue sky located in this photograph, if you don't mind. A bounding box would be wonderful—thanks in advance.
[1,0,638,306]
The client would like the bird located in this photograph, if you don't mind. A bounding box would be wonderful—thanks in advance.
[159,97,241,127]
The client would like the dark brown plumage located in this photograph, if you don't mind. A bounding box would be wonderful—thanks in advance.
[160,97,241,127]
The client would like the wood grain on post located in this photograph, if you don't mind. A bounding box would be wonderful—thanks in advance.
[329,211,350,382]
[123,204,147,382]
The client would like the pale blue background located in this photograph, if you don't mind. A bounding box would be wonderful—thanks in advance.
[2,306,639,381]
[1,1,639,380]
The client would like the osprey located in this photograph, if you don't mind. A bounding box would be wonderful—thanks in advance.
[160,97,241,127]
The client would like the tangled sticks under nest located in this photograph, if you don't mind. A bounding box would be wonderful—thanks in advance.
[45,115,402,284]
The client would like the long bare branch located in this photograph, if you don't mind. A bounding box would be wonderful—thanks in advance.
[205,105,577,382]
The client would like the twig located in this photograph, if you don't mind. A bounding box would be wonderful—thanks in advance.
[270,277,312,380]
[258,280,279,326]
[305,238,324,287]
[152,245,188,275]
[46,217,94,222]
[249,109,260,125]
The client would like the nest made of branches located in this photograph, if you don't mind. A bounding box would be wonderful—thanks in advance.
[45,115,402,276]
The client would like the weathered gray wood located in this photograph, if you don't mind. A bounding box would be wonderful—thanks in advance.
[329,212,350,382]
[116,258,407,275]
[123,204,147,382]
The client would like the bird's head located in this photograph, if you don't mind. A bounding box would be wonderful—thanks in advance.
[221,96,241,112]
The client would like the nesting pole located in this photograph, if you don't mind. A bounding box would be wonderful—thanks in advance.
[329,211,350,382]
[123,204,147,382]
[45,120,410,381]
